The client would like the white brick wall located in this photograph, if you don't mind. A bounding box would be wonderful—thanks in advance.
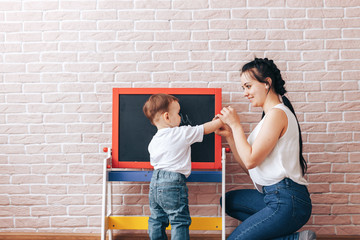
[1,0,360,235]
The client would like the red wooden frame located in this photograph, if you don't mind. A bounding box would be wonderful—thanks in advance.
[112,88,222,169]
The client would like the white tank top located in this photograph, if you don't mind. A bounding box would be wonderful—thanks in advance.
[248,103,307,192]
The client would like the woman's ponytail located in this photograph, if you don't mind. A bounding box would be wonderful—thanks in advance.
[282,95,307,176]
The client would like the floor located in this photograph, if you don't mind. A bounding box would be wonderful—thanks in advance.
[112,234,360,240]
[0,233,360,240]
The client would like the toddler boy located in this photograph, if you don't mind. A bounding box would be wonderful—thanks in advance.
[143,93,223,240]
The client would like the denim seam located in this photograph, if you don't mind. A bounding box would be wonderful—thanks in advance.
[234,195,281,240]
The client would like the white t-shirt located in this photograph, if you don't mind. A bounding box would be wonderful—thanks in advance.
[248,104,307,192]
[148,125,204,177]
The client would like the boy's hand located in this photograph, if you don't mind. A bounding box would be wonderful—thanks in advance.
[204,117,224,135]
[212,115,223,123]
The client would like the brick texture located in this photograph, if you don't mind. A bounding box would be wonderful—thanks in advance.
[0,0,359,236]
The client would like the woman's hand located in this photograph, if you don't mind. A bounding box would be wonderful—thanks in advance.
[215,123,232,138]
[217,106,241,129]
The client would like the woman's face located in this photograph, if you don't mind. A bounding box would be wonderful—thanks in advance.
[240,72,268,108]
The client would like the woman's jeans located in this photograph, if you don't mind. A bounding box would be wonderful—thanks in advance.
[222,178,312,240]
[148,169,191,240]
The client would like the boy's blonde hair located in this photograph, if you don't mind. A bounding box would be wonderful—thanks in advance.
[143,93,179,125]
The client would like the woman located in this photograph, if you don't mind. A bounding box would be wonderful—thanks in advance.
[216,58,316,240]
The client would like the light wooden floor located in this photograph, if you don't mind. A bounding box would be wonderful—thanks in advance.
[111,234,360,240]
[0,233,360,240]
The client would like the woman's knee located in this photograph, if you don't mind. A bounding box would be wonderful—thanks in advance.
[220,191,232,207]
[220,191,240,214]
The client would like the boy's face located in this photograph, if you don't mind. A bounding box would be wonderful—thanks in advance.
[167,101,181,127]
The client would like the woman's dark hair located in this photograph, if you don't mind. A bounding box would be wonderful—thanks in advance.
[241,58,307,176]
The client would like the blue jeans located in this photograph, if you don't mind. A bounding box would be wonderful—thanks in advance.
[222,178,312,240]
[148,170,191,240]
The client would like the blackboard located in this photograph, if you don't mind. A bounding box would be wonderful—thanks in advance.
[112,88,222,169]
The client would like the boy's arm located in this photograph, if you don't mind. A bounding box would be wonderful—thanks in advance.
[203,118,223,135]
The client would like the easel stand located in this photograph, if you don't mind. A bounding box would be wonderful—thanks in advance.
[101,148,226,240]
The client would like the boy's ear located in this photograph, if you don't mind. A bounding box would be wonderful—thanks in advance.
[162,112,169,121]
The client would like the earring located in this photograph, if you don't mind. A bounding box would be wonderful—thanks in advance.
[265,85,269,89]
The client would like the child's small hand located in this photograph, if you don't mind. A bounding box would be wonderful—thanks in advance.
[204,116,225,135]
[212,115,223,122]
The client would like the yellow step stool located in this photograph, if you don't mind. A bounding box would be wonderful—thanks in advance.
[108,216,222,230]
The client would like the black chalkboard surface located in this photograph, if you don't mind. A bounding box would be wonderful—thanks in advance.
[112,88,222,169]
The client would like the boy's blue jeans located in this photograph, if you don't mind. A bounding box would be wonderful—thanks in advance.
[222,178,312,240]
[148,169,191,240]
